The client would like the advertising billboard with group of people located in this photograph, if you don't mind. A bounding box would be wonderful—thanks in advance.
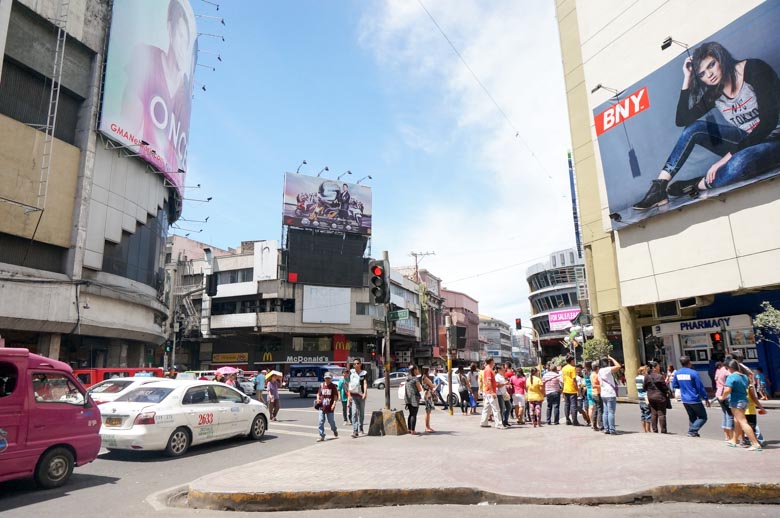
[594,3,780,229]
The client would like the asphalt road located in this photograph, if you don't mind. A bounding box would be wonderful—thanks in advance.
[1,388,777,517]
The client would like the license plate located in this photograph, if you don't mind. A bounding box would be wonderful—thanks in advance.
[105,417,122,427]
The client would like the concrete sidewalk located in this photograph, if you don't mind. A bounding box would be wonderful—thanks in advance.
[184,411,780,512]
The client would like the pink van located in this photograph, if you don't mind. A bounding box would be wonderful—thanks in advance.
[0,348,101,488]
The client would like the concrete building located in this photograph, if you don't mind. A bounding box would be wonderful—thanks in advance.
[556,1,780,394]
[526,247,588,361]
[0,0,193,367]
[441,288,480,363]
[479,315,512,364]
[396,267,444,366]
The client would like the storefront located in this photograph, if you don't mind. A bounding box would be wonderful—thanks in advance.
[652,314,757,388]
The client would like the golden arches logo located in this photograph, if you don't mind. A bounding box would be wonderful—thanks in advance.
[262,352,273,362]
[334,341,349,351]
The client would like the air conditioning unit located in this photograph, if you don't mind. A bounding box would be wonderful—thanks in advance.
[678,297,697,309]
[653,301,680,320]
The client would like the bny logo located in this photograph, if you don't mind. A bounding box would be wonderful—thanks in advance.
[594,86,650,136]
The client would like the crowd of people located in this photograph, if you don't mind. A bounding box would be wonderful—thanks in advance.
[399,353,768,450]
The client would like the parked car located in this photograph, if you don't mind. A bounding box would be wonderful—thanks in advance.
[87,377,162,405]
[372,371,407,390]
[99,380,269,457]
[73,367,164,387]
[0,348,101,489]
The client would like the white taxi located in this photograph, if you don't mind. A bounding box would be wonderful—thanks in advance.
[87,377,161,405]
[99,380,269,457]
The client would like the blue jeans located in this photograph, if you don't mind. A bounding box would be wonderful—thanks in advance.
[318,410,337,438]
[601,396,617,433]
[663,119,780,188]
[545,392,560,424]
[684,402,708,435]
[719,398,734,429]
[564,393,579,424]
[351,396,366,434]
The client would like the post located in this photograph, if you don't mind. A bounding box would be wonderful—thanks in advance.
[446,315,453,415]
[171,320,178,373]
[383,250,391,410]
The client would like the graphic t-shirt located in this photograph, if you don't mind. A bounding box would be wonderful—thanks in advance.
[561,364,577,394]
[635,374,648,401]
[317,382,337,413]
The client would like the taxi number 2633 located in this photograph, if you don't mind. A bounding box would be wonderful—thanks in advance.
[197,413,214,425]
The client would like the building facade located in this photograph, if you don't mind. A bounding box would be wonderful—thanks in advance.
[556,0,780,394]
[479,315,512,364]
[0,0,193,367]
[441,288,480,363]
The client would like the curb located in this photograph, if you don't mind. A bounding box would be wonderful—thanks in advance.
[186,483,780,512]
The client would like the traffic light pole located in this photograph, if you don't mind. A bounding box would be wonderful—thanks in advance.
[446,315,453,416]
[383,250,391,410]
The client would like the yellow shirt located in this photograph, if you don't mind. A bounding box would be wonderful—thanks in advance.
[526,375,545,402]
[561,364,577,394]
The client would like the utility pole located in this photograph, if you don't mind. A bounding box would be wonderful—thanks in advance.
[383,250,391,410]
[446,315,453,416]
[410,251,435,281]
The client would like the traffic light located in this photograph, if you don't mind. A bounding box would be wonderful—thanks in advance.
[515,318,522,330]
[164,340,173,353]
[368,259,390,304]
[710,332,723,343]
[206,273,218,297]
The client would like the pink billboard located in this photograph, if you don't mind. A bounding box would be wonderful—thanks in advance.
[548,309,581,331]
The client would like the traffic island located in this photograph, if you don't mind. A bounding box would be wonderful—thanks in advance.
[367,409,407,436]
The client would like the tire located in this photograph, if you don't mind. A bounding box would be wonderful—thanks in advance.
[165,427,191,457]
[448,394,459,408]
[35,447,74,489]
[376,383,385,390]
[299,387,307,398]
[249,414,267,440]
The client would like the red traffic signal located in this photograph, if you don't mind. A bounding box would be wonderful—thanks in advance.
[711,332,722,342]
[515,318,522,330]
[371,265,384,277]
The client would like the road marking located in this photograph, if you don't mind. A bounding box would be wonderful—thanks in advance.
[277,408,319,413]
[272,422,319,430]
[268,428,319,438]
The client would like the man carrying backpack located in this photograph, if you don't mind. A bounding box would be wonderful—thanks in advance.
[316,372,338,442]
[347,359,368,438]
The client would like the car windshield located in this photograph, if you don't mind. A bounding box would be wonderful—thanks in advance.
[176,373,198,380]
[115,387,174,403]
[88,379,134,394]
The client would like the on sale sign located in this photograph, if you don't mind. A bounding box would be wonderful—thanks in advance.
[548,309,581,331]
[594,86,650,136]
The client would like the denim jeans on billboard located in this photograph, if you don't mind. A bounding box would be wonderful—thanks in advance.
[601,396,617,433]
[663,119,780,187]
[683,402,708,434]
[318,410,337,438]
[545,392,560,424]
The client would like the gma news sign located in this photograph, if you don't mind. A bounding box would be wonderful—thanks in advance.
[594,3,780,229]
[282,173,372,235]
[99,0,198,195]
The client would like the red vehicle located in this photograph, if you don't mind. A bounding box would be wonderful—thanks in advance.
[0,348,101,488]
[73,367,164,387]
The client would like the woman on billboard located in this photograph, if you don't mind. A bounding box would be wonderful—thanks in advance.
[633,42,780,210]
[120,0,196,176]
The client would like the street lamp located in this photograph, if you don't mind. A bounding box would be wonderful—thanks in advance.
[317,166,329,177]
[356,175,372,184]
[337,170,352,180]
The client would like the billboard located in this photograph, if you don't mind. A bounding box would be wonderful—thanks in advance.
[594,3,780,229]
[99,0,198,195]
[282,173,372,235]
[548,309,581,331]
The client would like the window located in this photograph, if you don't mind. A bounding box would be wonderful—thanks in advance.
[117,387,174,403]
[569,252,575,263]
[182,386,215,405]
[0,362,18,397]
[357,303,379,316]
[217,268,253,285]
[213,385,243,403]
[32,373,85,405]
[560,254,566,266]
[551,255,556,267]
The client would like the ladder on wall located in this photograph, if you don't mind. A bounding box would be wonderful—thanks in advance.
[33,0,70,212]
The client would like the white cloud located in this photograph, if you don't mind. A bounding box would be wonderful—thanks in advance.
[359,0,575,325]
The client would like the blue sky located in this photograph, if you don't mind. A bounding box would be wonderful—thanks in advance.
[183,0,575,328]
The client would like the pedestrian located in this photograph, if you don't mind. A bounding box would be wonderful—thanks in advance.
[215,372,225,383]
[457,368,470,415]
[561,355,579,426]
[431,368,447,407]
[635,365,652,433]
[267,372,281,422]
[526,367,544,427]
[495,365,511,427]
[742,382,766,447]
[420,367,436,433]
[510,368,527,425]
[542,363,562,425]
[598,356,622,435]
[754,367,770,400]
[479,358,503,429]
[714,360,734,442]
[590,361,603,432]
[467,362,480,415]
[643,361,671,434]
[404,366,423,435]
[315,372,338,442]
[583,362,595,426]
[666,364,680,401]
[720,360,762,451]
[671,355,711,438]
[575,364,591,426]
[347,359,368,438]
[337,368,351,425]
[226,373,237,388]
[254,371,267,403]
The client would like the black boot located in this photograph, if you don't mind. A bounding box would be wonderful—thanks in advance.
[667,176,704,198]
[633,179,669,210]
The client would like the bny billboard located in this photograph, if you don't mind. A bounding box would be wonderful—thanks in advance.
[99,0,198,195]
[594,3,780,229]
[282,173,372,235]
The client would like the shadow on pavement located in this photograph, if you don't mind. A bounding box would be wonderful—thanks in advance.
[99,435,270,463]
[0,473,120,512]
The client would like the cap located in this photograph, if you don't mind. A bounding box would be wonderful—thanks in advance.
[324,372,333,378]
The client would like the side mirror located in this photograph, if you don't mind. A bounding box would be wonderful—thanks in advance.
[243,395,250,404]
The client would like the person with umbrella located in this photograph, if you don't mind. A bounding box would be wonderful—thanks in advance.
[266,370,282,421]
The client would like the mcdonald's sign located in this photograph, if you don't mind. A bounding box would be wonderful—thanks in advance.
[333,334,349,362]
[261,351,274,362]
